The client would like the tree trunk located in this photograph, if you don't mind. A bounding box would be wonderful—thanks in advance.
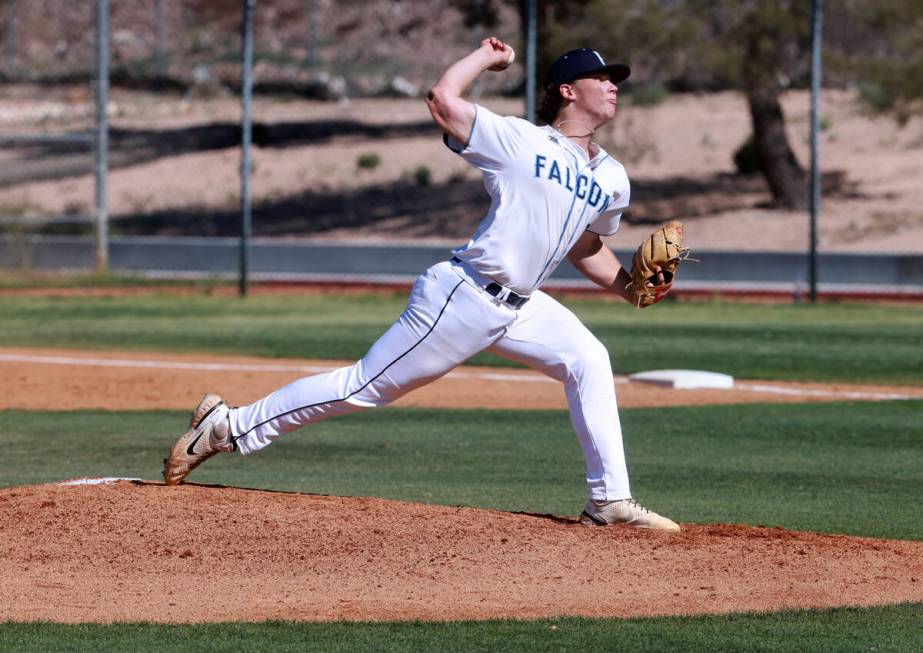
[741,3,810,215]
[747,85,808,210]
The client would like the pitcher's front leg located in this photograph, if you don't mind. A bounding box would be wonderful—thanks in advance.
[487,291,630,500]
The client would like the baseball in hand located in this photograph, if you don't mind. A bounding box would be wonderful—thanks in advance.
[489,47,515,72]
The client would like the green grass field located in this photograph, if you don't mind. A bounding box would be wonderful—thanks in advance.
[0,291,921,384]
[2,606,921,653]
[1,291,921,651]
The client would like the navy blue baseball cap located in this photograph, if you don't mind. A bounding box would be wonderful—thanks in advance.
[544,48,630,88]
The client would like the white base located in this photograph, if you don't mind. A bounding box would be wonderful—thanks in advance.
[629,369,735,390]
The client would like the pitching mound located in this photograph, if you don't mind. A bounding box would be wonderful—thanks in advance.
[1,480,920,623]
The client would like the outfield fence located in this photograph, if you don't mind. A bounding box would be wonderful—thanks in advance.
[0,0,526,280]
[2,235,922,300]
[1,1,920,300]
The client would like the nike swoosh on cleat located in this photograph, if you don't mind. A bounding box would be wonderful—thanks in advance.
[581,510,608,526]
[186,430,206,457]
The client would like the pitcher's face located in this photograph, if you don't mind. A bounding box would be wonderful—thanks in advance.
[568,73,618,125]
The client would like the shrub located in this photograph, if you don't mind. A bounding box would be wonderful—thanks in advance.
[412,165,431,186]
[629,84,669,107]
[857,81,897,114]
[356,152,381,170]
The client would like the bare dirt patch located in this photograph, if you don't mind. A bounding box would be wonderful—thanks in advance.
[1,481,920,623]
[3,89,923,254]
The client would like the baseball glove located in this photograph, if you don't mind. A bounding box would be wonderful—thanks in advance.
[626,220,691,308]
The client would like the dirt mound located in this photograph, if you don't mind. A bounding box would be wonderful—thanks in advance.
[1,480,920,623]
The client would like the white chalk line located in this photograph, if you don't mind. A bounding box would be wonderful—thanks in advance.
[0,353,339,374]
[0,353,558,384]
[733,383,919,401]
[2,353,920,401]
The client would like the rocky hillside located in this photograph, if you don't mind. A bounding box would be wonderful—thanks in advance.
[1,0,522,98]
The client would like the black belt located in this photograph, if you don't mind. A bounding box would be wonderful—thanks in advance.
[451,257,529,308]
[484,282,529,309]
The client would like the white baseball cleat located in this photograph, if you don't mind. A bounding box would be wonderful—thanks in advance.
[163,393,234,486]
[580,498,681,532]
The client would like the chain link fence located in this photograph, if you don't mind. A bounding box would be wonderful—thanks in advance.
[0,0,524,278]
[0,1,921,296]
[0,2,93,271]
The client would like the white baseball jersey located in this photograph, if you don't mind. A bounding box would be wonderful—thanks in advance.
[227,102,637,505]
[447,104,631,295]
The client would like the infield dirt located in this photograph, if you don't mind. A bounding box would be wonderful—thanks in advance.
[4,346,923,412]
[2,345,922,623]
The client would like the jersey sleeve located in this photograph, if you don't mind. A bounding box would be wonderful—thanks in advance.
[444,105,523,171]
[587,159,631,236]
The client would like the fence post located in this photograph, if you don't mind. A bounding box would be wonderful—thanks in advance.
[524,0,536,123]
[808,0,823,303]
[94,0,109,273]
[239,0,255,296]
[155,0,165,72]
[2,0,14,71]
[306,0,317,70]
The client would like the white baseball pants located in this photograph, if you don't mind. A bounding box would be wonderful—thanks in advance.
[229,259,631,501]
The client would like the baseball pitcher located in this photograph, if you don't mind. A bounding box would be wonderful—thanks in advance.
[164,38,682,531]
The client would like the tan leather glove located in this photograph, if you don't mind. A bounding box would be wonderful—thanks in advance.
[626,220,691,308]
